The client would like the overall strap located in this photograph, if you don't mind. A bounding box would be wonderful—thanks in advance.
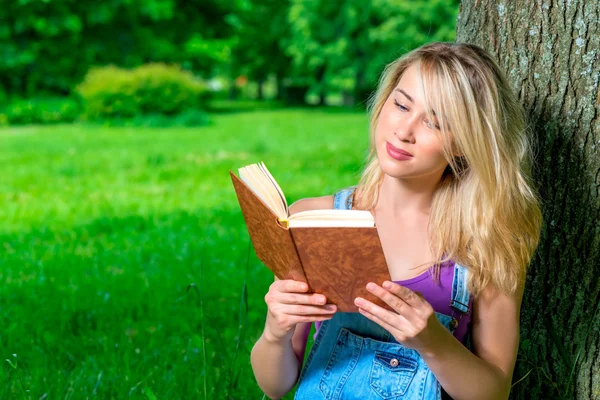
[333,187,356,210]
[450,263,470,314]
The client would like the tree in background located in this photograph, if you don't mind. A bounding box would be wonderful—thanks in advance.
[0,0,460,107]
[285,0,459,106]
[228,0,291,101]
[457,1,600,398]
[0,0,234,98]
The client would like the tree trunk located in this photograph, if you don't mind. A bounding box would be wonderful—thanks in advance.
[342,90,355,108]
[257,78,264,101]
[457,1,600,399]
[275,72,284,101]
[316,65,326,105]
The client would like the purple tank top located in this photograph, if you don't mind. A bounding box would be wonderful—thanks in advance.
[314,261,472,344]
[391,259,472,343]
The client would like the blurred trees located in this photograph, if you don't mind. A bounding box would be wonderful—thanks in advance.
[228,0,291,100]
[283,0,459,106]
[0,0,459,106]
[0,0,233,97]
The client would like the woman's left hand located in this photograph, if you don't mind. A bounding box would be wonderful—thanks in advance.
[354,281,445,353]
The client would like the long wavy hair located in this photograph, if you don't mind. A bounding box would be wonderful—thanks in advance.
[352,42,542,296]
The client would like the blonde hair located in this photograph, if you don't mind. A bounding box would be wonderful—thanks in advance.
[353,42,542,296]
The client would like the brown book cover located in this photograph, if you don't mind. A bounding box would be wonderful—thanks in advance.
[231,171,392,312]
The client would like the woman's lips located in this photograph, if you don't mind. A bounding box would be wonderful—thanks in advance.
[386,142,413,160]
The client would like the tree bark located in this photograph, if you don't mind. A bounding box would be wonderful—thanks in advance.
[275,71,284,101]
[457,1,600,399]
[257,78,264,101]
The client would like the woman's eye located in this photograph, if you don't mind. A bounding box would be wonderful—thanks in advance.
[393,100,407,111]
[425,119,441,130]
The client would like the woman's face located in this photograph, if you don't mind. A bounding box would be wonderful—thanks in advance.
[374,63,450,182]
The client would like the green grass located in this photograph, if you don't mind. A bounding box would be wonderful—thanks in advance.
[0,107,370,399]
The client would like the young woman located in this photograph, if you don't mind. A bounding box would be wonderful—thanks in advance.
[250,42,542,400]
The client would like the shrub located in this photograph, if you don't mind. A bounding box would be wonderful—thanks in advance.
[2,97,81,125]
[94,109,211,128]
[76,64,208,121]
[171,108,210,127]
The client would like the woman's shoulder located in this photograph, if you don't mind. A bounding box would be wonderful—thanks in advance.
[289,186,359,215]
[289,195,335,215]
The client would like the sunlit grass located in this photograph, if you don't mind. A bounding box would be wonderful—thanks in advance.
[0,107,369,398]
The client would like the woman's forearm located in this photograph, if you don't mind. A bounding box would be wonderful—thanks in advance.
[419,327,511,400]
[250,331,301,399]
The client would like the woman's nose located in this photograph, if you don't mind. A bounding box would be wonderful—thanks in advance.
[395,118,416,143]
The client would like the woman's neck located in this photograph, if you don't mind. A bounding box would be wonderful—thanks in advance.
[376,173,442,217]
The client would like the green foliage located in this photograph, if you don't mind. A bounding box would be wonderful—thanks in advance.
[2,97,80,125]
[285,0,460,102]
[76,64,208,120]
[229,0,291,83]
[77,66,139,119]
[171,108,211,127]
[0,0,461,108]
[0,88,7,107]
[100,109,211,128]
[133,64,208,115]
[0,0,235,97]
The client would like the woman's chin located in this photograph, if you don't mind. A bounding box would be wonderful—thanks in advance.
[379,161,411,178]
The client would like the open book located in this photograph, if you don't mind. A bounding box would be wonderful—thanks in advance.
[231,162,392,312]
[238,162,375,228]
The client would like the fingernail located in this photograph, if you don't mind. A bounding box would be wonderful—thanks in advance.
[325,305,336,311]
[382,281,393,289]
[366,283,376,291]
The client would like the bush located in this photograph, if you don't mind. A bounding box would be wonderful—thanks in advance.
[76,64,208,121]
[2,97,81,125]
[95,109,211,128]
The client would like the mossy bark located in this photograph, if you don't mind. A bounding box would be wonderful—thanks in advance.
[457,1,600,399]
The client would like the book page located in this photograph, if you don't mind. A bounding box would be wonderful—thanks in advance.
[246,164,287,218]
[238,167,272,209]
[239,164,287,220]
[288,209,374,228]
[257,162,288,216]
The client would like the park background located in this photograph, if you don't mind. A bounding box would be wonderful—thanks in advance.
[1,0,599,399]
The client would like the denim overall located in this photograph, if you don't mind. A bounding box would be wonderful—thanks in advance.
[294,188,470,400]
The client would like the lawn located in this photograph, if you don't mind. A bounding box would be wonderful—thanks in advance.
[0,107,371,399]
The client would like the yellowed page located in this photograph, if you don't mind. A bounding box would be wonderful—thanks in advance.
[239,164,287,219]
[257,162,289,215]
[288,209,374,228]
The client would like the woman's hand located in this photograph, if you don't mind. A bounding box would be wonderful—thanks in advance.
[263,279,337,343]
[354,281,446,353]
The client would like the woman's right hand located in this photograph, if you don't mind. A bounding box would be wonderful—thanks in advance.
[263,279,337,343]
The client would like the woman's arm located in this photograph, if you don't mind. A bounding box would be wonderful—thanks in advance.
[250,319,312,399]
[419,283,523,400]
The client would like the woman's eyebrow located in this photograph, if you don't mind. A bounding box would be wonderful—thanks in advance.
[394,88,438,117]
[395,88,413,103]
